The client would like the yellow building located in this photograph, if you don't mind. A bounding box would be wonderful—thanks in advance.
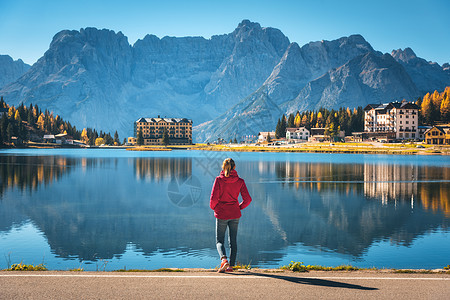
[127,137,137,145]
[424,126,450,145]
[134,117,193,145]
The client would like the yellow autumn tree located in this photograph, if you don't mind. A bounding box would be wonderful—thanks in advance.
[95,137,105,146]
[14,110,21,122]
[81,128,89,144]
[316,111,324,127]
[346,107,352,117]
[301,115,308,127]
[432,90,443,119]
[8,106,15,118]
[294,112,301,128]
[441,89,450,122]
[37,113,45,130]
[421,93,436,124]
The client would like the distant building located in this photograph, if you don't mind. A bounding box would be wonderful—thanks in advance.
[309,128,344,142]
[418,126,432,141]
[55,133,73,145]
[127,137,137,145]
[134,117,193,145]
[43,135,56,143]
[258,131,276,143]
[286,127,310,141]
[424,126,450,145]
[364,102,419,141]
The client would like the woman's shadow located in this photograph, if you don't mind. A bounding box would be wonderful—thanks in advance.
[228,272,378,291]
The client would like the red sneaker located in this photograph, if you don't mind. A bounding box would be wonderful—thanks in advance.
[218,259,229,273]
[225,266,233,272]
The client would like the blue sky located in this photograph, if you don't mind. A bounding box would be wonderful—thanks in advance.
[0,0,449,65]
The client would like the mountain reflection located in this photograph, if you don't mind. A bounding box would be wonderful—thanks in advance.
[0,153,449,267]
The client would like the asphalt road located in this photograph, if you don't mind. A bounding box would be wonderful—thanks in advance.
[1,271,449,299]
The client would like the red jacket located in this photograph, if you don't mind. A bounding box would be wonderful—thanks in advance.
[210,169,252,220]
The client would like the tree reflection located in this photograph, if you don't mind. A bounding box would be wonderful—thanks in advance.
[0,155,77,197]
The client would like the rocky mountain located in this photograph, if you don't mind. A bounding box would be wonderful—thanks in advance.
[443,63,450,72]
[391,47,450,94]
[196,35,377,142]
[197,44,449,143]
[1,20,449,142]
[283,52,420,114]
[0,55,30,89]
[0,20,290,139]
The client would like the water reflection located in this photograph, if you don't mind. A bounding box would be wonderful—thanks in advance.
[0,155,76,195]
[134,157,192,181]
[0,152,449,269]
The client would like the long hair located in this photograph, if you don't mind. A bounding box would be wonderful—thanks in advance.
[222,158,235,177]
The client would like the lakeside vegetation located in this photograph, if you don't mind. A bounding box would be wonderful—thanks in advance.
[0,97,120,147]
[3,261,449,274]
[276,106,364,139]
[279,261,450,274]
[276,87,450,139]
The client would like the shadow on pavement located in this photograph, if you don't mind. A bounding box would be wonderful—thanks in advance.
[229,272,378,291]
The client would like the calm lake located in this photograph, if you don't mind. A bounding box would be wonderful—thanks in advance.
[0,149,449,271]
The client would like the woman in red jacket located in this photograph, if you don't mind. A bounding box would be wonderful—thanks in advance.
[210,158,252,273]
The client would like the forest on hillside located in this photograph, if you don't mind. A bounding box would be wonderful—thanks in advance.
[0,97,120,146]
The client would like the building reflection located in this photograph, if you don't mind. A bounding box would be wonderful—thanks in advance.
[274,161,364,194]
[134,157,192,181]
[273,160,450,216]
[363,163,450,216]
[364,163,418,204]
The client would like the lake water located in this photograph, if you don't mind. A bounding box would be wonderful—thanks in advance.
[0,149,449,271]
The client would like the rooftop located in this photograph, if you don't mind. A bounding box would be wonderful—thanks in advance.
[136,117,192,124]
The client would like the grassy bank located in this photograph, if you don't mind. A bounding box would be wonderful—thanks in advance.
[3,262,449,274]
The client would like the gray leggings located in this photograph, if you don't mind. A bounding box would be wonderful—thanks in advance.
[215,218,240,266]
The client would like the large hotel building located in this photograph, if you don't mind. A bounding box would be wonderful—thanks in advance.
[363,101,419,141]
[134,117,193,145]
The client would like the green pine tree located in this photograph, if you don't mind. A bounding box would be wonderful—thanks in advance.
[162,128,170,146]
[137,128,144,145]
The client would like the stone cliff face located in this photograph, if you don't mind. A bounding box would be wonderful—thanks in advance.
[1,21,449,142]
[282,52,419,114]
[0,20,290,140]
[0,55,30,89]
[391,47,450,94]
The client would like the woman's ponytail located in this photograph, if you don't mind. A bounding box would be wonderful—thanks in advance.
[222,158,235,177]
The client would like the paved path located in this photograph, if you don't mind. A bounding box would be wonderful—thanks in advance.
[1,271,449,299]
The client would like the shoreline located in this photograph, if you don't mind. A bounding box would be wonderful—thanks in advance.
[2,142,449,155]
[1,267,449,274]
[187,142,450,155]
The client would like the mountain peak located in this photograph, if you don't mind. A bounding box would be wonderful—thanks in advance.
[0,54,31,88]
[391,47,417,62]
[237,19,261,29]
